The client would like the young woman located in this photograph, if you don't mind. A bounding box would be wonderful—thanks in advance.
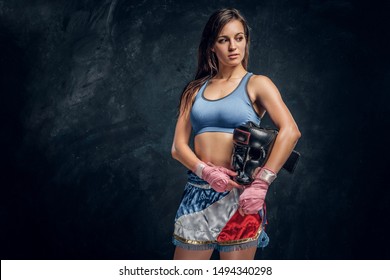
[171,8,301,260]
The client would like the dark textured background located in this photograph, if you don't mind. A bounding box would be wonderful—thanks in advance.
[1,0,389,260]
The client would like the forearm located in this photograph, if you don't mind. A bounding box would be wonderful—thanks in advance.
[263,126,301,173]
[171,143,202,172]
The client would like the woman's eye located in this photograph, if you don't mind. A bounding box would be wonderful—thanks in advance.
[218,39,227,43]
[236,37,243,41]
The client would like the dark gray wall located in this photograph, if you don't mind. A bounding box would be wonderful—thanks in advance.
[1,0,388,259]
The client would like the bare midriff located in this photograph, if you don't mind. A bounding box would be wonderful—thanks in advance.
[194,132,234,170]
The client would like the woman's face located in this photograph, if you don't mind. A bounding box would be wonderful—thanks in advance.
[211,19,246,68]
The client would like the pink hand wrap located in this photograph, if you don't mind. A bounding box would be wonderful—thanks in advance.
[239,167,277,214]
[196,162,237,192]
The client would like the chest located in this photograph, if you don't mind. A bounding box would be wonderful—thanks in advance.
[203,80,242,100]
[191,91,252,127]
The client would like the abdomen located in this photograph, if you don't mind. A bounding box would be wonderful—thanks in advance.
[194,132,235,169]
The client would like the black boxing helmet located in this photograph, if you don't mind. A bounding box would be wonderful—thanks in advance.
[231,121,278,185]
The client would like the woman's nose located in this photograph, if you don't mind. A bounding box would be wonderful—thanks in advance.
[229,39,237,50]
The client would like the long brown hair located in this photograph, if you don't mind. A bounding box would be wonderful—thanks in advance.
[177,8,251,116]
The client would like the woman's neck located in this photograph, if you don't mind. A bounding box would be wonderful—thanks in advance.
[214,65,247,80]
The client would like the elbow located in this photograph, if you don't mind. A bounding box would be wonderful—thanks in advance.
[294,127,302,141]
[171,144,179,160]
[171,140,189,161]
[281,125,301,142]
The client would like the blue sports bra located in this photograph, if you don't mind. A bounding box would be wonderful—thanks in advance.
[190,72,261,135]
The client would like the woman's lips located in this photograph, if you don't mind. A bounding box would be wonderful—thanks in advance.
[228,54,240,59]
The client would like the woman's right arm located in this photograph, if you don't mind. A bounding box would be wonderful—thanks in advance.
[171,94,240,192]
[171,105,201,172]
[171,110,239,192]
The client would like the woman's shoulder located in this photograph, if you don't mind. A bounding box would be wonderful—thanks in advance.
[249,73,273,82]
[248,73,276,89]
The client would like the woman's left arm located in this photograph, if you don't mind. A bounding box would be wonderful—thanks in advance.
[252,75,301,174]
